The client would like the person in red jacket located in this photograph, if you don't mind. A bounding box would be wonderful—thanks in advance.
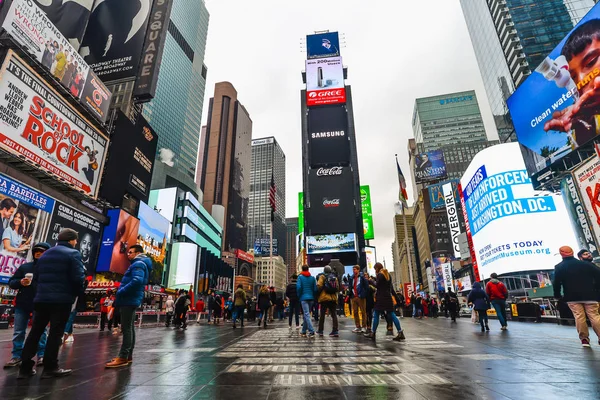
[195,298,205,324]
[485,273,509,330]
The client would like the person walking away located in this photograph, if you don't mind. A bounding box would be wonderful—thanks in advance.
[553,245,600,347]
[485,273,509,330]
[247,297,256,321]
[195,297,205,324]
[4,242,50,368]
[207,292,215,324]
[225,296,233,322]
[364,263,405,341]
[445,290,459,322]
[364,279,375,334]
[165,295,175,327]
[349,265,368,333]
[316,266,340,337]
[431,298,439,318]
[286,274,300,331]
[174,290,191,329]
[415,293,423,319]
[467,282,491,332]
[106,245,152,368]
[233,284,247,328]
[213,293,223,325]
[100,290,115,331]
[18,229,84,379]
[268,287,277,322]
[257,286,271,328]
[276,296,285,320]
[297,265,317,338]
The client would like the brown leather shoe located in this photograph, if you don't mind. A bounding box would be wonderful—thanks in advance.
[105,357,129,368]
[127,356,133,364]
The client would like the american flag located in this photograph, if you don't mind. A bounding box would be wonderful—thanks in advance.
[396,155,408,207]
[269,172,276,221]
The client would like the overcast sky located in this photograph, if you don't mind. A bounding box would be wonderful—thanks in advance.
[201,0,499,265]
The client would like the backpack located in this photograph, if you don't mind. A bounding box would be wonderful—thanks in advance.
[323,273,339,294]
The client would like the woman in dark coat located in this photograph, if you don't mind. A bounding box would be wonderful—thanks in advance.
[364,263,405,341]
[257,286,271,328]
[467,282,490,332]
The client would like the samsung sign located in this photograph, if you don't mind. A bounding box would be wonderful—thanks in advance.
[311,131,345,139]
[439,95,474,105]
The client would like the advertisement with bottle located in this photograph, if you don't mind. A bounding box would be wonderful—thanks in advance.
[305,56,346,106]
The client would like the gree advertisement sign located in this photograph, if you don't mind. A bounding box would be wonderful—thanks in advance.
[360,185,374,240]
[305,56,346,106]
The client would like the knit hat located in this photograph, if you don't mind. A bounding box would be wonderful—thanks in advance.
[58,228,78,242]
[559,246,574,258]
[32,242,51,252]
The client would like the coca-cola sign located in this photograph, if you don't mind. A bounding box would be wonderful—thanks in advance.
[323,198,340,208]
[316,167,343,177]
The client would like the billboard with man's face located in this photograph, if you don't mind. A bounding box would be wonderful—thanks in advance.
[507,3,600,183]
[414,150,447,184]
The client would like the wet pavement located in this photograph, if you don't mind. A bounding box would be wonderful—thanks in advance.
[2,315,600,399]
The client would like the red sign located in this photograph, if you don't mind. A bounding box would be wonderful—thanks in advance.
[307,88,346,106]
[235,249,254,264]
[403,283,414,304]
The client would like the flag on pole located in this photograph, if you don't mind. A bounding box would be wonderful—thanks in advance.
[396,155,408,207]
[269,171,276,221]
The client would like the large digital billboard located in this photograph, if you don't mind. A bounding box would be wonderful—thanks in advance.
[168,242,197,289]
[0,51,108,198]
[306,56,346,106]
[365,245,377,276]
[306,32,340,59]
[137,202,169,285]
[414,150,447,184]
[298,192,304,234]
[80,0,152,82]
[306,166,356,235]
[306,233,356,255]
[427,179,459,210]
[573,155,600,255]
[33,0,92,49]
[507,3,600,183]
[307,104,350,166]
[360,185,374,240]
[98,111,157,205]
[2,1,112,122]
[254,238,278,257]
[96,209,140,274]
[460,143,577,280]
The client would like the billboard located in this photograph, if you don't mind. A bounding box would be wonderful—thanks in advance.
[306,166,356,235]
[433,257,453,293]
[133,0,174,102]
[168,242,197,289]
[80,0,152,82]
[414,150,447,184]
[360,185,374,240]
[507,3,600,181]
[254,238,278,257]
[560,173,599,258]
[365,245,376,276]
[46,201,102,273]
[455,275,472,293]
[306,233,356,255]
[0,51,108,198]
[98,111,157,205]
[0,173,54,283]
[307,105,350,166]
[573,155,600,253]
[443,182,462,259]
[33,0,92,49]
[428,179,459,210]
[148,187,177,223]
[298,192,304,234]
[306,32,340,59]
[2,1,112,122]
[181,223,220,257]
[306,56,346,106]
[96,209,140,274]
[460,143,577,280]
[137,202,169,285]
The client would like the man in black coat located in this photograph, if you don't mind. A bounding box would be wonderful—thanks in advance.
[4,243,51,368]
[18,229,85,379]
[285,275,300,330]
[554,246,600,347]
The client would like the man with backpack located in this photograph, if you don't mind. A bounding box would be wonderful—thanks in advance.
[106,245,152,368]
[316,265,339,337]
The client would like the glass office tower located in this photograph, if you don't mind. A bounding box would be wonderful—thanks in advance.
[143,0,210,179]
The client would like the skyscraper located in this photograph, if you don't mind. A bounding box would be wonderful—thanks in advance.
[247,137,287,262]
[285,218,298,278]
[460,0,595,142]
[142,0,210,179]
[201,82,253,252]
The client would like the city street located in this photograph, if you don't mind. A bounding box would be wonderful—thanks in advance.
[2,317,600,400]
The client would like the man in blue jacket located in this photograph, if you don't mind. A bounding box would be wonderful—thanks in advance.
[18,228,85,379]
[4,242,50,368]
[106,245,151,368]
[296,265,317,338]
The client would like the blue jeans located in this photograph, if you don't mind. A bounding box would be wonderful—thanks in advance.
[372,310,401,333]
[64,309,78,334]
[301,300,315,334]
[491,300,507,327]
[233,305,245,325]
[12,308,47,359]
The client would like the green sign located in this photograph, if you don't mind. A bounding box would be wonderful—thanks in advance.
[298,192,304,234]
[361,185,374,240]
